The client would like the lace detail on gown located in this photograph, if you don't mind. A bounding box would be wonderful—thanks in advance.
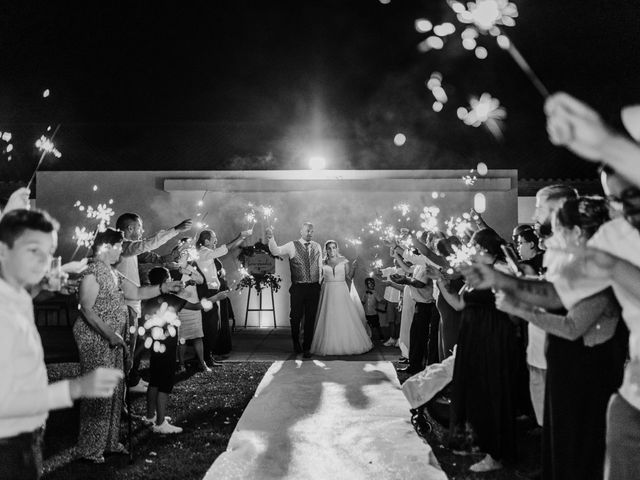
[310,262,373,355]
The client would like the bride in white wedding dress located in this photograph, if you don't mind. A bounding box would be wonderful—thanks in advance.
[310,240,373,356]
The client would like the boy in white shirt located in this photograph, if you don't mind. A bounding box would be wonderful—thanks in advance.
[0,209,122,479]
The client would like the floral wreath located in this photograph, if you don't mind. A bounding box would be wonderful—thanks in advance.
[236,241,282,293]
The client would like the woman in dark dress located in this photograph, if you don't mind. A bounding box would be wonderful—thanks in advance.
[437,228,520,473]
[497,197,628,480]
[212,258,233,356]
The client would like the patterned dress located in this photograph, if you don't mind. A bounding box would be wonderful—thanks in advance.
[73,259,128,460]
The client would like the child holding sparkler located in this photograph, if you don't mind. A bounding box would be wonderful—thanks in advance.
[142,267,185,434]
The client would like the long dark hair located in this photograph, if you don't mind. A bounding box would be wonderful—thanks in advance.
[471,228,506,262]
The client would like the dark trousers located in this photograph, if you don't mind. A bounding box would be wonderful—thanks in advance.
[409,302,440,371]
[0,427,44,480]
[126,306,143,387]
[201,303,220,361]
[289,283,321,352]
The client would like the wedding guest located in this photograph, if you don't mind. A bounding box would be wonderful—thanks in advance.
[438,229,520,473]
[74,228,183,462]
[116,212,192,393]
[174,246,209,372]
[143,267,184,434]
[212,258,234,357]
[433,238,463,360]
[545,92,640,188]
[380,260,403,347]
[361,277,385,342]
[0,209,122,480]
[391,257,440,374]
[195,229,248,365]
[514,225,544,275]
[266,222,323,358]
[497,196,628,480]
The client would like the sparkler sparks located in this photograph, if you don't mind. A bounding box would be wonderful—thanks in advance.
[454,0,518,32]
[462,170,478,186]
[446,216,474,238]
[73,226,94,248]
[130,302,181,354]
[446,243,478,269]
[458,93,507,140]
[420,206,441,232]
[35,135,62,158]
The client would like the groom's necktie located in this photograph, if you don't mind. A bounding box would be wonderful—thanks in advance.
[302,242,312,280]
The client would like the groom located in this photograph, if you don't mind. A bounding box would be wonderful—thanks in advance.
[266,222,322,358]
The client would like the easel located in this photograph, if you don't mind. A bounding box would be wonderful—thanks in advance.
[244,285,277,328]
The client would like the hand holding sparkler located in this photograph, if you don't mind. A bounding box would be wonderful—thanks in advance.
[544,92,616,162]
[3,187,31,214]
[458,260,497,290]
[173,219,193,232]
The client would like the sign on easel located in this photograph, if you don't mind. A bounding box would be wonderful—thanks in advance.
[246,252,276,275]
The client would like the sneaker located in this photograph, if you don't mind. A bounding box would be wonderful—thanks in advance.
[383,338,396,347]
[143,414,172,426]
[129,380,148,394]
[152,420,183,434]
[394,338,401,347]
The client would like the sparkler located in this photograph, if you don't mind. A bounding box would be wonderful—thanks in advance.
[130,302,181,354]
[27,124,61,190]
[462,171,478,186]
[420,206,441,232]
[445,244,478,272]
[457,93,506,140]
[70,194,116,259]
[446,0,549,98]
[1,131,12,160]
[446,216,474,238]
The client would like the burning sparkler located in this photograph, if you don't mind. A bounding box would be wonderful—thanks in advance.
[420,206,441,233]
[130,302,181,353]
[457,93,506,140]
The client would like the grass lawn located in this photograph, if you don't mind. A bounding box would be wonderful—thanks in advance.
[41,361,540,480]
[43,362,271,480]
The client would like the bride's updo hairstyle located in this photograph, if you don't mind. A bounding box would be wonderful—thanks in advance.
[323,240,339,263]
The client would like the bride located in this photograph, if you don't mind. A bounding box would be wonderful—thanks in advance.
[310,240,373,356]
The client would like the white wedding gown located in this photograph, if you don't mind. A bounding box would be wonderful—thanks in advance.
[310,262,373,356]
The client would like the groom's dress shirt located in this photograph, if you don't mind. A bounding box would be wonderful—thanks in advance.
[268,237,322,283]
[0,278,72,438]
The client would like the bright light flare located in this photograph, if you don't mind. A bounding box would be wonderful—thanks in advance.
[394,133,406,146]
[309,156,326,170]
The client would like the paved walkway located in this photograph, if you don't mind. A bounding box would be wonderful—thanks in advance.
[41,324,403,364]
[225,327,401,362]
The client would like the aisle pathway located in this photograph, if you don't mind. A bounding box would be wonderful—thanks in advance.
[203,360,448,480]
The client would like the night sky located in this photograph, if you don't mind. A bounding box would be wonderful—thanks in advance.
[1,0,640,183]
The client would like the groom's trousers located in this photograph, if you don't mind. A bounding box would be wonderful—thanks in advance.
[289,282,321,352]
